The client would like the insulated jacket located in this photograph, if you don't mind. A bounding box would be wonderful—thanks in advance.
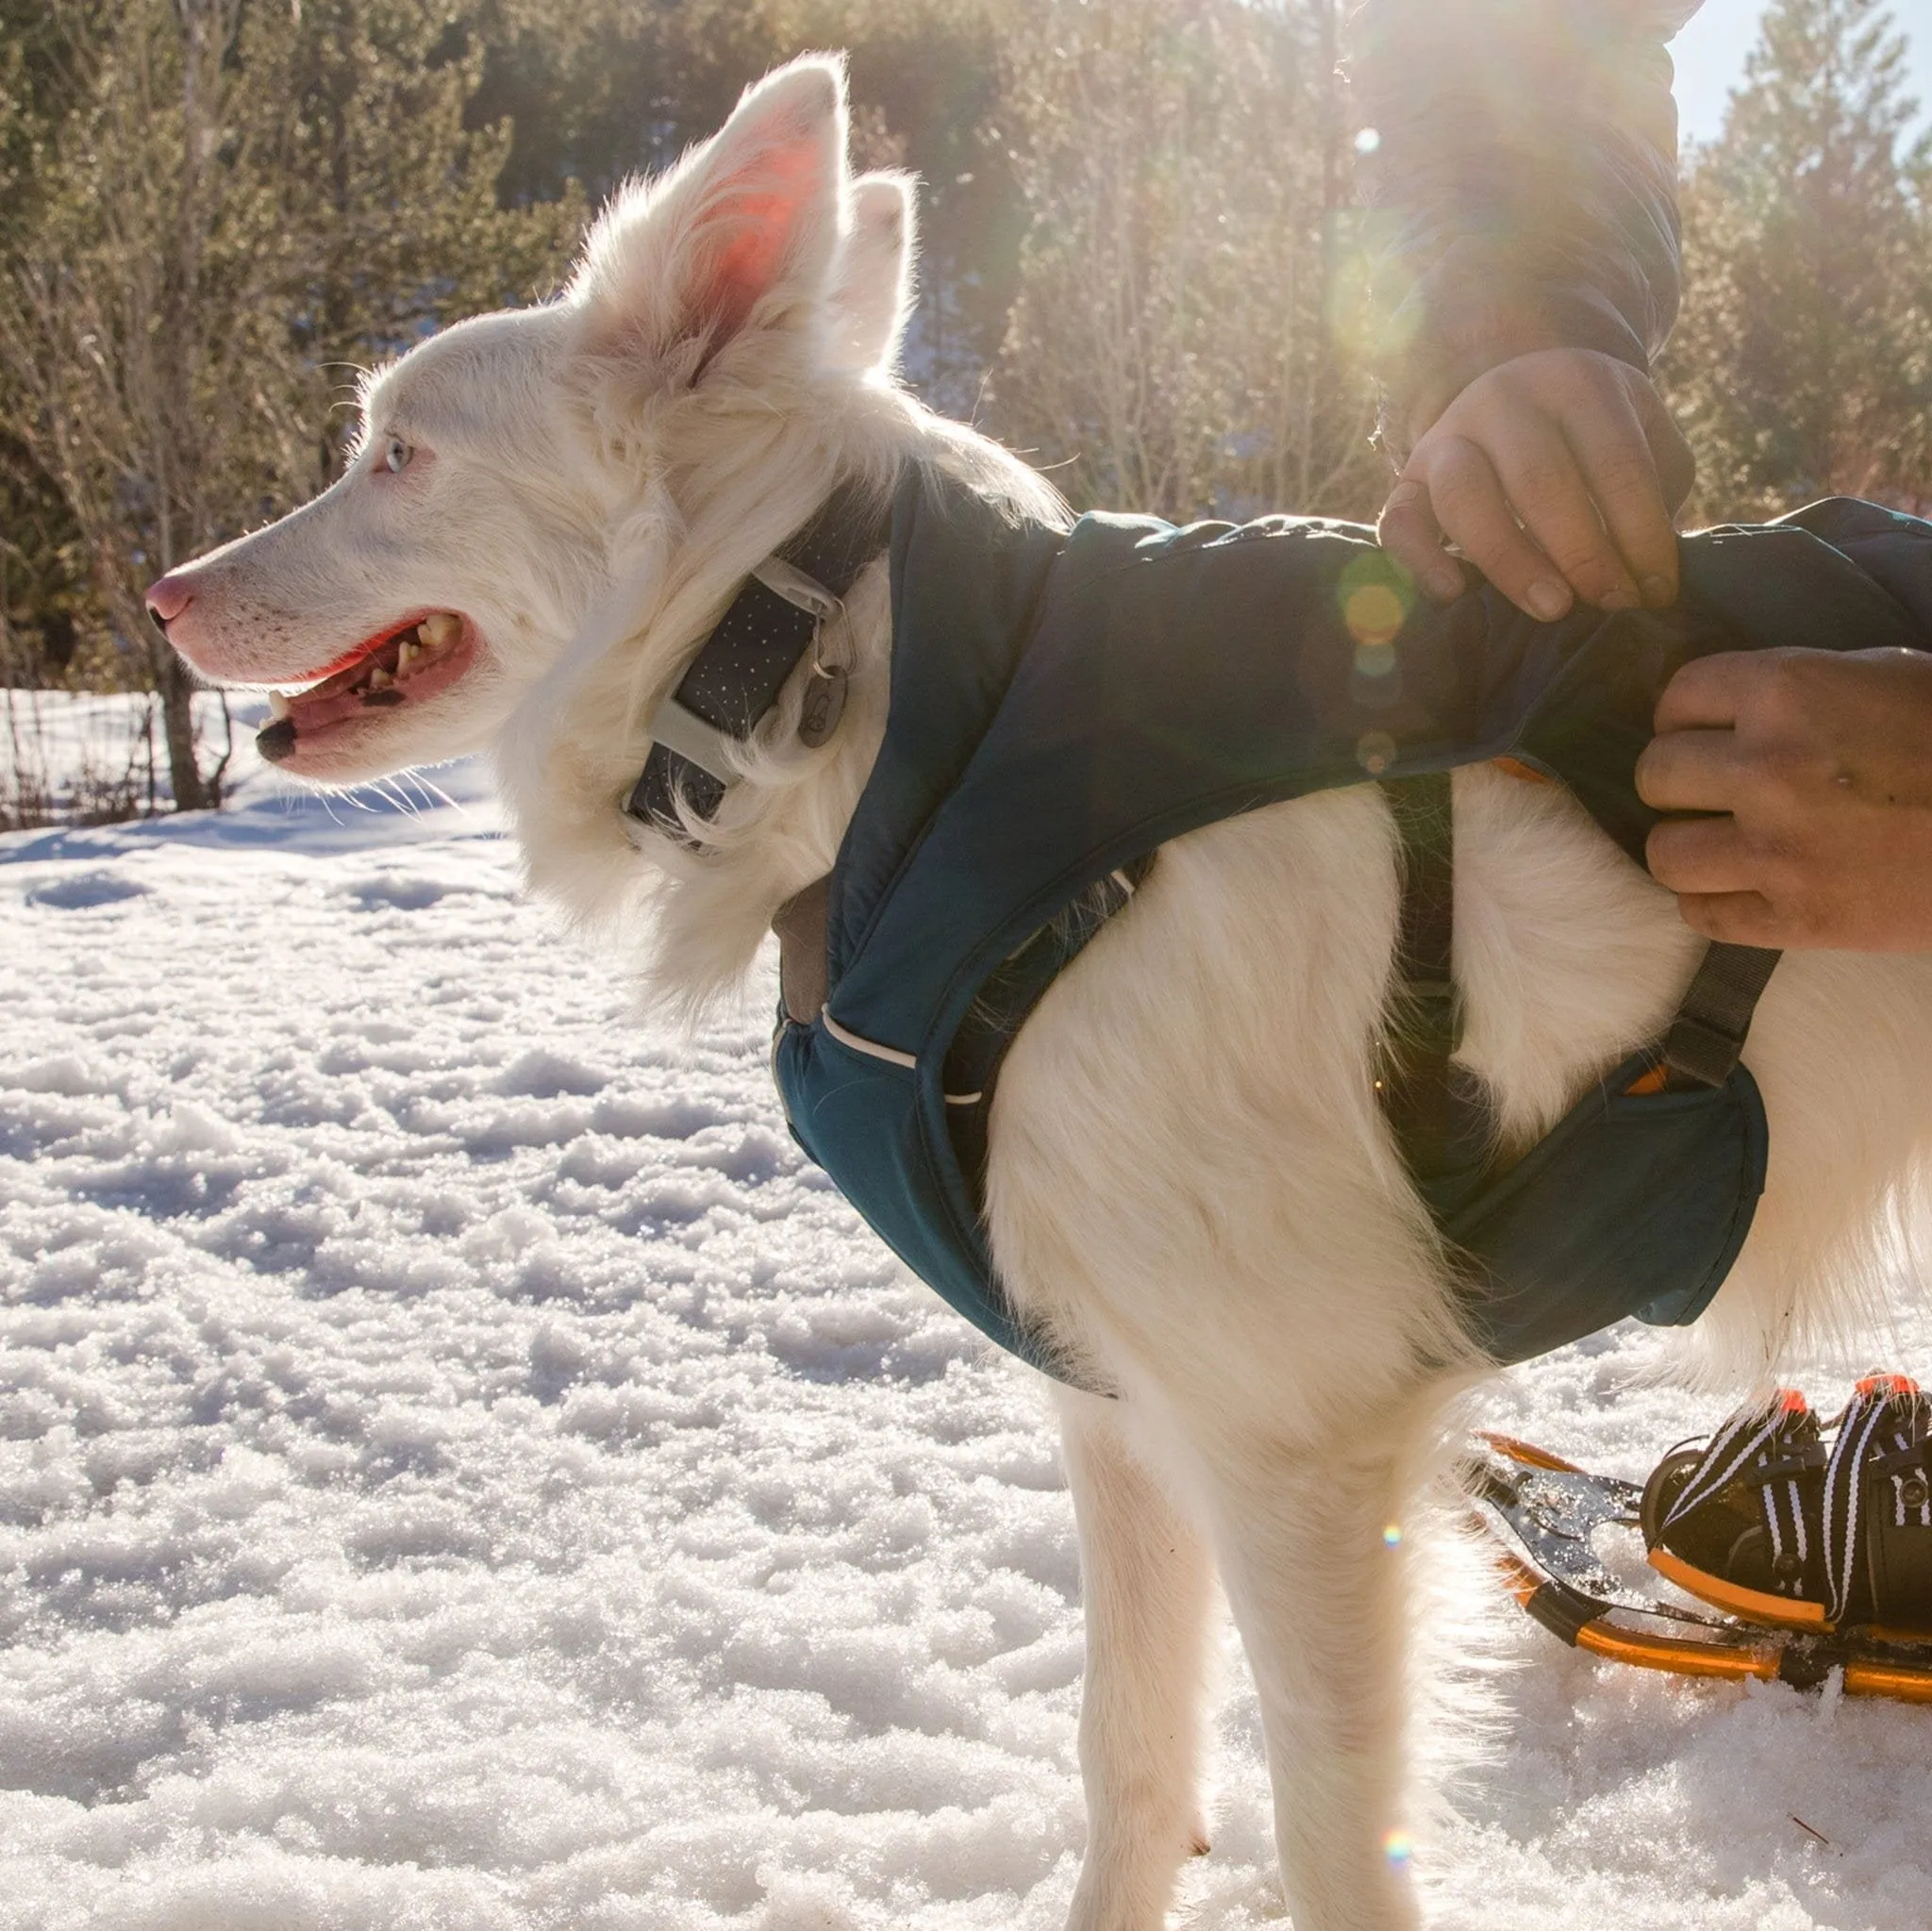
[771,470,1932,1390]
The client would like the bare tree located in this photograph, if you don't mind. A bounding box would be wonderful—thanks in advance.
[0,0,578,811]
[1,0,257,805]
[989,0,1381,522]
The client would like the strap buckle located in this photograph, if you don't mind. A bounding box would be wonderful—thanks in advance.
[751,557,842,628]
[751,558,848,749]
[625,477,892,841]
[1661,942,1781,1089]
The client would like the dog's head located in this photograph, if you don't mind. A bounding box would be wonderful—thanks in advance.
[149,56,917,791]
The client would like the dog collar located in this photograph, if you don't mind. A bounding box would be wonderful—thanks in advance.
[624,476,894,840]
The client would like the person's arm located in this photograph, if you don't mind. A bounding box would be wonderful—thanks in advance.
[1350,0,1699,616]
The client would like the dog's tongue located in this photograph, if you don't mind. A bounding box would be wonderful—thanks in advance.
[257,681,402,763]
[255,614,470,762]
[290,679,404,732]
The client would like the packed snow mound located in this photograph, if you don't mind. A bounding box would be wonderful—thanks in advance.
[2,716,1928,1929]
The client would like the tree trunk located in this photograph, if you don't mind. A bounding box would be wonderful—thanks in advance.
[155,647,207,812]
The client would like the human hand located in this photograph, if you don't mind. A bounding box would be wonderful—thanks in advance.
[1636,647,1932,950]
[1378,347,1695,621]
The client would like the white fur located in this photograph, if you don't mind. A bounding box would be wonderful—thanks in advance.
[158,57,1932,1930]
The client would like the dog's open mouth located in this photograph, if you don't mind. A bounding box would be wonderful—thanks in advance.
[257,612,475,764]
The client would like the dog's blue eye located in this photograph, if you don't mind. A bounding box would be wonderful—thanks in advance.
[383,437,412,474]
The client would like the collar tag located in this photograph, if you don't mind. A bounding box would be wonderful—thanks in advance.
[798,664,847,748]
[749,556,850,751]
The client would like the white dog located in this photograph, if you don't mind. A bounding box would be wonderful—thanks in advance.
[150,57,1932,1931]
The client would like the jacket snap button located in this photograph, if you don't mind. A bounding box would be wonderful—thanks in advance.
[1901,1476,1929,1509]
[1774,1550,1804,1580]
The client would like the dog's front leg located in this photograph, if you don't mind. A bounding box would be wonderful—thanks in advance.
[1205,1423,1424,1931]
[1058,1387,1215,1931]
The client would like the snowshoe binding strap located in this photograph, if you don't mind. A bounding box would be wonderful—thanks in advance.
[1471,1430,1932,1705]
[1647,1390,1829,1624]
[1821,1374,1932,1626]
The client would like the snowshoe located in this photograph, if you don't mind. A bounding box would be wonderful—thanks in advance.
[1463,1422,1932,1703]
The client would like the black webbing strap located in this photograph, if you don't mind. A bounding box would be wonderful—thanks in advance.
[1374,773,1780,1210]
[1377,773,1469,1188]
[1662,941,1782,1089]
[941,858,1156,1191]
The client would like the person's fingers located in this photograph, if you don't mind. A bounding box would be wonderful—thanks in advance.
[1561,384,1680,608]
[1633,728,1745,812]
[1377,480,1465,601]
[1674,890,1787,946]
[1423,437,1575,621]
[1487,415,1642,612]
[1644,813,1759,895]
[1629,375,1697,520]
[1651,652,1762,734]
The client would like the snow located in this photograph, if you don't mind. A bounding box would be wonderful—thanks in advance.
[3,699,1929,1930]
[1,690,245,827]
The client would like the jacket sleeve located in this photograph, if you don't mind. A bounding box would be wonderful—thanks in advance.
[1348,0,1698,463]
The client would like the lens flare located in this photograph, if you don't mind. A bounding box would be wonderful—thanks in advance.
[1382,1522,1403,1547]
[1345,584,1406,648]
[1384,1829,1413,1868]
[1339,552,1414,644]
[1356,730,1396,775]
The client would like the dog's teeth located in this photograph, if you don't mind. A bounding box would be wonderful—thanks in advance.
[397,640,419,672]
[420,612,459,650]
[368,665,392,690]
[267,690,291,719]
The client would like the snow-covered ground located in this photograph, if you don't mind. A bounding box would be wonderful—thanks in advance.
[3,706,1928,1930]
[0,690,245,827]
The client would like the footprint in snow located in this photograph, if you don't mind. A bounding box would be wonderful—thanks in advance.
[25,871,148,909]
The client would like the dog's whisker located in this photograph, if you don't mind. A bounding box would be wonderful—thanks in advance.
[403,769,463,816]
[369,774,412,818]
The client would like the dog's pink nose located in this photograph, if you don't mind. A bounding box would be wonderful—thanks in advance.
[145,572,196,629]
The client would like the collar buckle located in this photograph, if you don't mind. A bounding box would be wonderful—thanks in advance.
[751,557,842,627]
[749,557,849,749]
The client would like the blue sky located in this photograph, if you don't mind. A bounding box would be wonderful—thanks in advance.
[1672,0,1930,142]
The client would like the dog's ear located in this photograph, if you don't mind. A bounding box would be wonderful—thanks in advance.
[575,56,849,368]
[826,173,915,375]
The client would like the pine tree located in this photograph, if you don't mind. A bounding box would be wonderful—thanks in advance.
[1662,0,1932,516]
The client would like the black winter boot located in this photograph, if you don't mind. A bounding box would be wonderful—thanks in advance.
[1642,1389,1831,1626]
[1642,1376,1932,1632]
